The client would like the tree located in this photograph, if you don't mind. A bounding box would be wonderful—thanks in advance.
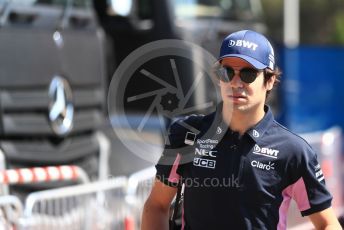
[260,0,344,44]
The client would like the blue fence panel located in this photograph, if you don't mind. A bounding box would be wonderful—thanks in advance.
[279,46,344,133]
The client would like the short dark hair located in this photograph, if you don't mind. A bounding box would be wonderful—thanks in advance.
[264,67,282,98]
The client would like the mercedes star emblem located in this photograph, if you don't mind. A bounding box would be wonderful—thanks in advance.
[48,76,74,136]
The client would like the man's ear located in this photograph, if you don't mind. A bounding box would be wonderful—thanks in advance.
[266,75,276,91]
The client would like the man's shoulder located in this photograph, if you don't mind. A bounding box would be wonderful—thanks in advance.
[164,114,208,150]
[169,113,209,134]
[269,120,315,154]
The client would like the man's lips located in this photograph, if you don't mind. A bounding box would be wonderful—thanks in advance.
[229,94,247,99]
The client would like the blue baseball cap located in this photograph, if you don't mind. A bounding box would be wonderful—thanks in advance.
[218,30,275,70]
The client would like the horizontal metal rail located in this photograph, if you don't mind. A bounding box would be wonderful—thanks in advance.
[0,165,89,185]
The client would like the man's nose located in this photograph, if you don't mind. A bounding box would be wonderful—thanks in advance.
[229,72,243,88]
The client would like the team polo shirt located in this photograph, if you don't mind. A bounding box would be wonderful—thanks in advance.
[156,105,332,230]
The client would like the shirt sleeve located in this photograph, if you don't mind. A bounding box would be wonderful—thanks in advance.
[155,115,202,187]
[289,146,332,216]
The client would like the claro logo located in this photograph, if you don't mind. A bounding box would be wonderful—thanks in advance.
[253,144,279,159]
[251,160,275,171]
[195,148,217,158]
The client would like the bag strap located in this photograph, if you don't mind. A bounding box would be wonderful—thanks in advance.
[169,115,204,229]
[170,179,183,227]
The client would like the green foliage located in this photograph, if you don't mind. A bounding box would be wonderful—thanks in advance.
[260,0,283,42]
[333,13,344,44]
[260,0,344,44]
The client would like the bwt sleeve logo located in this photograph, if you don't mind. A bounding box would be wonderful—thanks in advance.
[228,40,258,51]
[253,144,279,159]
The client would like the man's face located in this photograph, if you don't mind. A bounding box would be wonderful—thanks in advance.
[219,57,275,113]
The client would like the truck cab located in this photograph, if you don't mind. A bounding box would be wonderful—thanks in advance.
[0,0,107,198]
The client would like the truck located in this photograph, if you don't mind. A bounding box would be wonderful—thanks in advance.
[0,0,108,199]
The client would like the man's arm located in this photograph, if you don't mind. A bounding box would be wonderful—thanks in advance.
[141,179,177,230]
[308,207,342,230]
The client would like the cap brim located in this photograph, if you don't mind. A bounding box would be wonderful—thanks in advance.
[218,54,267,70]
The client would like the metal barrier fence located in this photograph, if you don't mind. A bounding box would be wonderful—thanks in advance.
[20,176,129,230]
[0,165,152,230]
[0,165,91,229]
[0,195,23,229]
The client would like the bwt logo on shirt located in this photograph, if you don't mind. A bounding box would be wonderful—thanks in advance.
[228,40,258,51]
[253,144,279,159]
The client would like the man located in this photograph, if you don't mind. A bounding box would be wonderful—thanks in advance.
[142,30,341,229]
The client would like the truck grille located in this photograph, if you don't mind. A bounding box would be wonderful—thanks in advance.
[1,87,103,136]
[0,86,105,164]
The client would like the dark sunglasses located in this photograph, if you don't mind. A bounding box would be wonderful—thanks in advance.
[216,66,261,84]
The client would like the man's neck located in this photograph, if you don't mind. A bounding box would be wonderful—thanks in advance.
[222,104,266,136]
